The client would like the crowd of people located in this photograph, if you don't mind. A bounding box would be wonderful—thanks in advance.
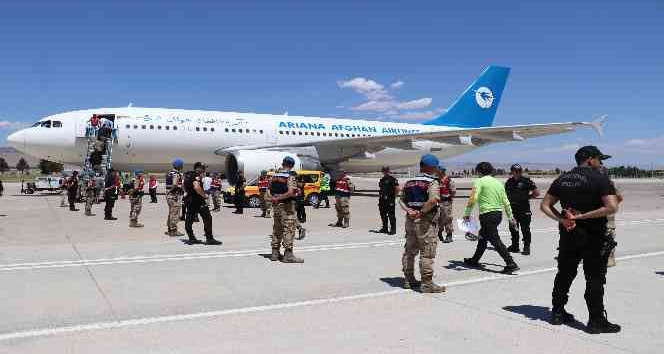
[40,144,623,334]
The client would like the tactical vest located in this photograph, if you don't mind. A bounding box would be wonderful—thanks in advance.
[439,176,452,199]
[269,170,292,202]
[166,170,183,194]
[403,174,435,210]
[335,177,351,197]
[149,179,157,189]
[258,176,270,191]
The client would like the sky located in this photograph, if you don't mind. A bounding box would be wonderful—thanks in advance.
[0,0,662,167]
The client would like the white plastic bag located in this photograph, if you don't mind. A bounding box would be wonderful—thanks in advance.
[457,218,479,235]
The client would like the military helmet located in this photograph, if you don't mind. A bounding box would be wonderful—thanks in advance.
[283,156,295,167]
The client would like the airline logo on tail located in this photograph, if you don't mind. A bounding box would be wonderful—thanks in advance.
[474,87,494,109]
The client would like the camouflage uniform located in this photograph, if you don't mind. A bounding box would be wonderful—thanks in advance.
[129,175,145,227]
[331,175,354,228]
[437,176,456,237]
[258,174,272,218]
[84,177,96,216]
[270,169,303,263]
[165,169,184,236]
[401,173,444,292]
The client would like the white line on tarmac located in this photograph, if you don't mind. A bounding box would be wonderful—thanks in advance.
[1,218,662,272]
[0,250,662,342]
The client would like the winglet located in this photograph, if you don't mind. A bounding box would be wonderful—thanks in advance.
[590,115,607,137]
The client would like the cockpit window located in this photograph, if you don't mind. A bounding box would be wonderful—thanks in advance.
[40,120,52,128]
[52,121,62,128]
[32,122,42,127]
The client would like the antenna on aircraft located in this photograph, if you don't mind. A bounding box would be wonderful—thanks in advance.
[284,112,289,116]
[128,102,133,108]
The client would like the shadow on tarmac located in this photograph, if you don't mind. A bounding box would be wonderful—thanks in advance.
[503,305,586,331]
[444,260,506,274]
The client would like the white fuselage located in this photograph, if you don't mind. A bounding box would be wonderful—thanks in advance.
[7,107,479,173]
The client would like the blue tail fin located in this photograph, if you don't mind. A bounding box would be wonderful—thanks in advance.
[423,66,510,128]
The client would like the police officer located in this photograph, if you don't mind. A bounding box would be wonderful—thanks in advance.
[270,157,304,263]
[165,158,185,237]
[128,170,145,228]
[377,166,399,235]
[183,162,222,245]
[505,164,540,255]
[398,154,445,293]
[233,172,246,214]
[84,173,96,216]
[257,170,272,217]
[67,171,80,211]
[103,169,119,220]
[316,169,331,209]
[329,169,354,228]
[540,146,620,333]
[436,163,456,243]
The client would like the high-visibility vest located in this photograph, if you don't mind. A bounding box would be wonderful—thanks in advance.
[334,177,351,197]
[258,176,270,191]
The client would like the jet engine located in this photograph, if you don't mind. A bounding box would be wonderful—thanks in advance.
[224,150,320,183]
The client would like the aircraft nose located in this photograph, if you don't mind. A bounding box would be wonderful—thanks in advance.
[6,130,25,150]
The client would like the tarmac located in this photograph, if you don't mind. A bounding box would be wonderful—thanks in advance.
[0,177,662,353]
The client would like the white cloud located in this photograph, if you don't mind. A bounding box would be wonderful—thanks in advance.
[542,143,581,154]
[337,77,391,101]
[351,100,396,112]
[396,108,445,120]
[0,120,29,130]
[397,97,432,110]
[390,81,404,89]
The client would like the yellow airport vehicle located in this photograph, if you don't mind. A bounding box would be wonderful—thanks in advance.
[223,170,322,208]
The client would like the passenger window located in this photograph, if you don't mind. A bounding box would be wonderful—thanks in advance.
[285,131,290,135]
[246,129,250,134]
[279,131,283,134]
[195,127,200,131]
[165,126,170,130]
[157,125,162,130]
[346,134,350,137]
[225,128,229,132]
[335,133,339,137]
[323,132,327,136]
[253,129,256,133]
[211,127,215,132]
[316,132,320,136]
[203,127,208,132]
[304,132,308,136]
[232,129,236,133]
[125,124,130,129]
[259,130,263,134]
[133,125,138,129]
[141,125,146,129]
[174,126,178,130]
[53,121,62,128]
[298,131,302,135]
[149,125,154,130]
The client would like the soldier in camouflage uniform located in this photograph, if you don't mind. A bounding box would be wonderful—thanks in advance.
[329,170,354,228]
[128,170,145,228]
[84,173,97,216]
[269,157,303,263]
[398,154,445,293]
[258,170,272,218]
[165,158,185,236]
[436,164,456,243]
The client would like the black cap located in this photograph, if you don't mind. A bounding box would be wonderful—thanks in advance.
[193,162,207,170]
[575,146,611,162]
[381,166,390,172]
[510,163,523,171]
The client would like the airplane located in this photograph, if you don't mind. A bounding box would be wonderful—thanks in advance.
[7,66,605,182]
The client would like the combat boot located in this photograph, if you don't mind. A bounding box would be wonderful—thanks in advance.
[270,248,282,261]
[507,243,520,253]
[522,244,531,256]
[341,217,349,228]
[129,220,144,228]
[443,233,453,243]
[328,218,342,227]
[378,227,388,234]
[550,307,575,325]
[174,230,184,237]
[297,227,306,240]
[85,212,95,216]
[388,228,396,235]
[587,311,621,334]
[164,231,174,236]
[403,273,420,290]
[437,231,445,242]
[186,235,202,244]
[282,249,304,263]
[420,276,446,293]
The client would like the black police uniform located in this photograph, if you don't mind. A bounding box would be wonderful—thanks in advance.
[103,173,118,219]
[67,175,79,211]
[548,166,615,322]
[378,174,398,233]
[234,174,246,214]
[505,176,537,251]
[183,171,214,243]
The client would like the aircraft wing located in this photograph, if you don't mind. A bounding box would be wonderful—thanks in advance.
[215,116,606,159]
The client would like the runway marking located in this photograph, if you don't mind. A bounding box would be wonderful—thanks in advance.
[0,250,662,342]
[1,218,662,272]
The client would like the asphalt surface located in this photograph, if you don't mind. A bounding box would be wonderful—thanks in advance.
[0,178,662,353]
